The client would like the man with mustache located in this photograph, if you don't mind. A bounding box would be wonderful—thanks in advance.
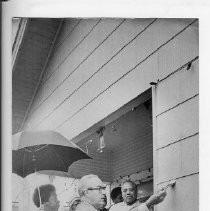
[109,180,167,211]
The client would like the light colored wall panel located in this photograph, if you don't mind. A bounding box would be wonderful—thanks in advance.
[179,59,199,102]
[157,134,198,182]
[26,19,196,132]
[156,96,198,148]
[153,19,198,211]
[180,134,199,176]
[157,21,198,80]
[25,20,195,130]
[155,19,195,47]
[28,18,153,117]
[156,174,198,211]
[30,19,99,113]
[156,59,199,115]
[47,58,155,139]
[42,19,100,82]
[30,19,100,113]
[40,19,80,84]
[30,53,158,131]
[29,19,123,116]
[156,72,180,115]
[25,18,157,129]
[24,19,197,139]
[51,17,195,109]
[157,142,181,182]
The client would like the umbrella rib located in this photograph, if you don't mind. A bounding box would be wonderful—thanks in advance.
[51,147,68,171]
[34,144,48,152]
[24,148,32,153]
[24,144,48,153]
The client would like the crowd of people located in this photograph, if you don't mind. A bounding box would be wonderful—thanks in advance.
[32,174,167,211]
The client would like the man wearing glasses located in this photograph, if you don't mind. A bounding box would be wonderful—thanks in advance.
[75,174,107,211]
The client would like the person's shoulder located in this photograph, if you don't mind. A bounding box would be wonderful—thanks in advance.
[75,201,95,211]
[111,202,124,206]
[131,201,149,211]
[109,202,124,211]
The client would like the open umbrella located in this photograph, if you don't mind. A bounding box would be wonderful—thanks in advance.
[12,130,91,178]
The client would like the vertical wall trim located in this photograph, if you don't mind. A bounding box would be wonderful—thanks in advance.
[152,85,158,199]
[12,18,28,71]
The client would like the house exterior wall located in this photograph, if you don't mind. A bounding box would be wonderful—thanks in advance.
[68,101,153,182]
[154,33,199,211]
[112,121,153,181]
[23,18,198,210]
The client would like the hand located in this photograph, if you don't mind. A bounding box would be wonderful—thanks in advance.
[145,189,167,208]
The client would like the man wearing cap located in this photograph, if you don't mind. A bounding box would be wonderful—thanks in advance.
[109,180,167,211]
[75,174,107,211]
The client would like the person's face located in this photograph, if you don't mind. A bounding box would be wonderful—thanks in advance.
[85,177,106,209]
[45,191,60,211]
[121,182,137,205]
[99,194,107,210]
[113,193,123,204]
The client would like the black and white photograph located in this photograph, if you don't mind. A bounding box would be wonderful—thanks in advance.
[2,1,209,211]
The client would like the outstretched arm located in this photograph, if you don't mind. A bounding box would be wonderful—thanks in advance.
[145,189,167,209]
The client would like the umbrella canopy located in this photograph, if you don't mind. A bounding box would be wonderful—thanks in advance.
[12,131,90,178]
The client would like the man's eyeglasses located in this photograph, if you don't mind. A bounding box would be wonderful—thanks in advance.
[86,186,106,193]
